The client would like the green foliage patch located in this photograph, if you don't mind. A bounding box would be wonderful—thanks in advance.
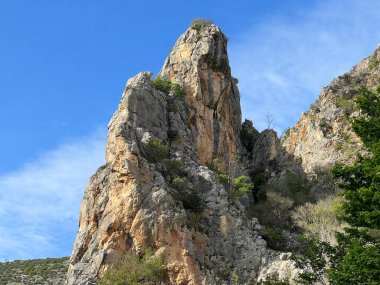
[170,177,188,190]
[97,250,166,285]
[369,50,379,70]
[280,128,290,142]
[209,158,254,201]
[230,175,254,199]
[190,18,214,32]
[293,86,380,285]
[152,76,185,97]
[144,137,170,163]
[0,257,68,285]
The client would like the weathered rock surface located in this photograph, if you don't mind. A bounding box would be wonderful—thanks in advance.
[66,23,298,285]
[159,24,242,169]
[283,47,380,173]
[250,129,282,175]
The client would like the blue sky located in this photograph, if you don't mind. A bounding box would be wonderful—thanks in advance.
[0,0,379,261]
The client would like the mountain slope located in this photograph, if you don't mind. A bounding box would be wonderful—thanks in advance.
[282,47,380,173]
[0,257,68,285]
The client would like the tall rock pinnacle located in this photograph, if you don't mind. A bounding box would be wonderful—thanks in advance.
[159,23,242,168]
[66,22,296,285]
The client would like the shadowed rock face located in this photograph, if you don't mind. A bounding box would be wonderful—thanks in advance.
[66,24,299,285]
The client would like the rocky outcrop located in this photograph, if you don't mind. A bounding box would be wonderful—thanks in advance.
[250,129,282,175]
[283,47,380,173]
[66,23,297,285]
[159,24,242,169]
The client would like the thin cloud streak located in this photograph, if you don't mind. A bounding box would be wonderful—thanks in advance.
[230,0,380,133]
[0,129,106,261]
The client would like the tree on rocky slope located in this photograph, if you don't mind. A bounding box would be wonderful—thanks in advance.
[293,86,380,285]
[328,86,380,284]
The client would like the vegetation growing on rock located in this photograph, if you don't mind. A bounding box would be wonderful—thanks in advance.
[292,86,380,285]
[190,18,214,32]
[152,76,185,97]
[0,257,68,285]
[143,137,170,163]
[97,250,166,285]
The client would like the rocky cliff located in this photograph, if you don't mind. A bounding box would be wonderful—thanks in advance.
[66,22,297,285]
[282,47,380,173]
[66,19,380,284]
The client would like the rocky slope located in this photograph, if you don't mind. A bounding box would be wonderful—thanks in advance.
[0,257,68,285]
[282,47,380,173]
[66,22,298,285]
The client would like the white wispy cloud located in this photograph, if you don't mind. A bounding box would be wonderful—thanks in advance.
[230,0,380,133]
[0,129,106,261]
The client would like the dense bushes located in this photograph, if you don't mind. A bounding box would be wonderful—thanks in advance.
[170,177,188,190]
[144,138,170,163]
[230,175,254,199]
[190,18,214,32]
[0,257,68,284]
[97,250,166,285]
[152,76,185,97]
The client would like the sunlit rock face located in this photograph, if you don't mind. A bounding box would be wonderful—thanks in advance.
[159,24,242,169]
[66,23,302,285]
[282,47,380,173]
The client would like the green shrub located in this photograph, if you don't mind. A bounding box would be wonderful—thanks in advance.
[97,250,166,285]
[230,175,254,199]
[171,177,188,190]
[209,158,230,186]
[369,50,379,70]
[280,128,290,142]
[170,83,186,97]
[144,138,170,163]
[187,211,203,229]
[208,158,253,200]
[263,227,286,251]
[310,103,320,113]
[217,172,229,186]
[163,159,185,178]
[152,76,172,94]
[336,97,355,113]
[152,76,185,97]
[252,172,268,201]
[190,18,214,32]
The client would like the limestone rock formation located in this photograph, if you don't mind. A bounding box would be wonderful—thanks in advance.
[282,47,380,173]
[159,24,242,169]
[66,22,298,285]
[250,129,282,175]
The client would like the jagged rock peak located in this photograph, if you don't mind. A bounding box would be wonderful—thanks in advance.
[66,23,297,285]
[159,22,242,169]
